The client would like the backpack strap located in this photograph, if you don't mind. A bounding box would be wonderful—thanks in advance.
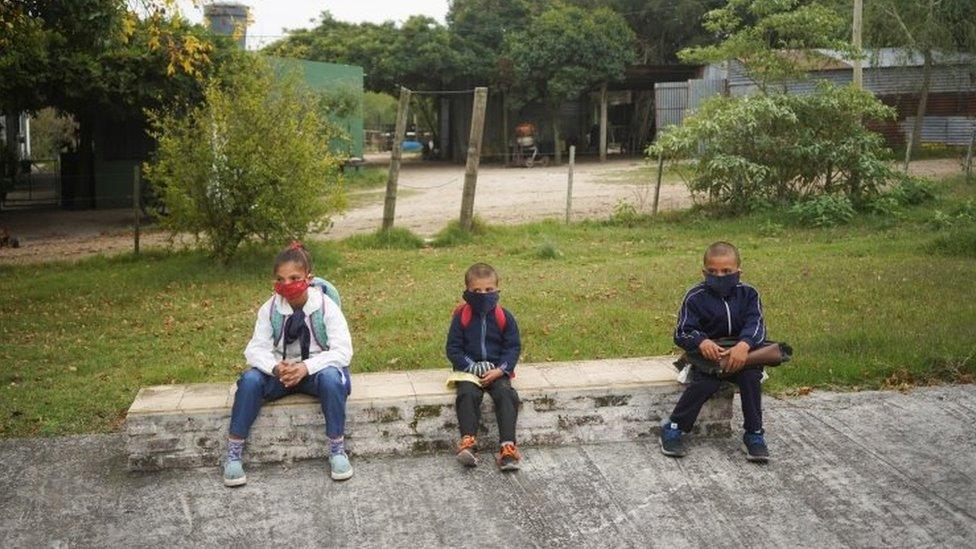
[495,307,507,332]
[453,303,473,328]
[270,289,332,350]
[312,276,342,308]
[309,304,329,351]
[270,295,285,346]
[452,303,506,331]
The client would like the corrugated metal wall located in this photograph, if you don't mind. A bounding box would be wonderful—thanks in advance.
[654,79,724,132]
[654,82,688,131]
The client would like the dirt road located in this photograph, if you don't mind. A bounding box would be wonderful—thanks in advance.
[327,158,689,238]
[0,158,964,264]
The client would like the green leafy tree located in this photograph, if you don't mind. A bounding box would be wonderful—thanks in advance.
[446,0,535,85]
[0,1,230,203]
[264,13,401,93]
[864,0,976,169]
[679,0,850,91]
[145,59,344,262]
[581,0,725,64]
[650,84,900,209]
[504,5,636,162]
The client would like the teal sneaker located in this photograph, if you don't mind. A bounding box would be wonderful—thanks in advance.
[223,460,247,487]
[330,452,354,481]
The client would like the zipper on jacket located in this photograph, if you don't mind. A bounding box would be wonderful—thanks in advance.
[480,313,488,360]
[723,298,732,336]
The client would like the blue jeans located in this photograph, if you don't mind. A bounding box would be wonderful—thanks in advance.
[229,367,349,439]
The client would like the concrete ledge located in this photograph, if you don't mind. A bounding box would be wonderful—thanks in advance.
[125,357,733,470]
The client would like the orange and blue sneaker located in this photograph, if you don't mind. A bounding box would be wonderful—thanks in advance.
[496,442,522,471]
[457,435,478,467]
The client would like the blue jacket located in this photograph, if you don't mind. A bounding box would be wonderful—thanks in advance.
[674,282,766,353]
[445,306,522,376]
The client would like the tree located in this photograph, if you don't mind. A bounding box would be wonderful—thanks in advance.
[864,0,976,169]
[363,92,397,131]
[145,58,344,262]
[0,1,229,205]
[679,0,850,91]
[504,5,636,163]
[581,0,725,64]
[264,13,401,93]
[446,0,535,85]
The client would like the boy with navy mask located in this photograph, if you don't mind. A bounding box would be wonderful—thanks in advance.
[661,242,770,462]
[446,262,523,470]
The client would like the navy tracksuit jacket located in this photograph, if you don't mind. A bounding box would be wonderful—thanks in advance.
[445,306,522,376]
[674,282,766,352]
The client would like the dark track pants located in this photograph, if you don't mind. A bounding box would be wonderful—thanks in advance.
[669,367,763,433]
[455,378,519,443]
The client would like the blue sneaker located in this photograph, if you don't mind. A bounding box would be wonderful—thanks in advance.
[223,460,247,487]
[330,452,354,481]
[660,421,687,457]
[743,430,770,462]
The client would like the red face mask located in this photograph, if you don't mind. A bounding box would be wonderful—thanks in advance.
[274,279,309,301]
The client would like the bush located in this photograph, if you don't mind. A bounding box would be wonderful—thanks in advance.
[931,227,976,257]
[927,200,976,229]
[606,201,652,227]
[887,177,936,206]
[650,83,898,210]
[431,218,489,247]
[757,219,785,237]
[146,58,343,262]
[535,241,563,260]
[789,195,855,227]
[345,228,424,250]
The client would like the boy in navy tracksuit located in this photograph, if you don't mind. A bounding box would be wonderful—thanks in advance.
[661,241,770,462]
[446,262,523,470]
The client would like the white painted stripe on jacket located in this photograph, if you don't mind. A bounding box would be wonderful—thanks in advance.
[675,286,707,342]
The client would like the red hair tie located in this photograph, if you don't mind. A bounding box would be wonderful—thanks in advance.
[289,240,304,251]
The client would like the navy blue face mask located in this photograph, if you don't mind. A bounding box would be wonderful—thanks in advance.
[704,272,740,297]
[463,290,500,314]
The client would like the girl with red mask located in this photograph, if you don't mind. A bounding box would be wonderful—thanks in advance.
[223,242,354,486]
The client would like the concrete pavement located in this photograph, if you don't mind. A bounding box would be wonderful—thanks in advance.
[2,385,975,547]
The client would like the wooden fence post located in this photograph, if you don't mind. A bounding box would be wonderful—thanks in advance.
[382,87,411,231]
[132,164,141,255]
[565,145,575,223]
[652,152,664,215]
[459,87,488,231]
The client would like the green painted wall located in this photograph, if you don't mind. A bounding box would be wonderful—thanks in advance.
[269,57,365,159]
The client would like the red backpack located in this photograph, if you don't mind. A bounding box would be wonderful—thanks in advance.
[453,303,507,331]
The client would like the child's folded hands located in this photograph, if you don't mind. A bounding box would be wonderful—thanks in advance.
[479,368,505,387]
[276,362,308,388]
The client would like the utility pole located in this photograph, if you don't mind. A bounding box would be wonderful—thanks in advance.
[853,0,863,89]
[382,87,411,231]
[459,87,488,231]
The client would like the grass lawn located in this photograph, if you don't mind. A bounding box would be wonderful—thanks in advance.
[1,176,974,437]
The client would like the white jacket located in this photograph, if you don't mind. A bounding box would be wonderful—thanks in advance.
[244,287,353,376]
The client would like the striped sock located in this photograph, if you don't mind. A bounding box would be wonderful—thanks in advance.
[330,437,345,456]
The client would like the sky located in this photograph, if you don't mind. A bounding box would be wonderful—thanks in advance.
[176,1,450,50]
